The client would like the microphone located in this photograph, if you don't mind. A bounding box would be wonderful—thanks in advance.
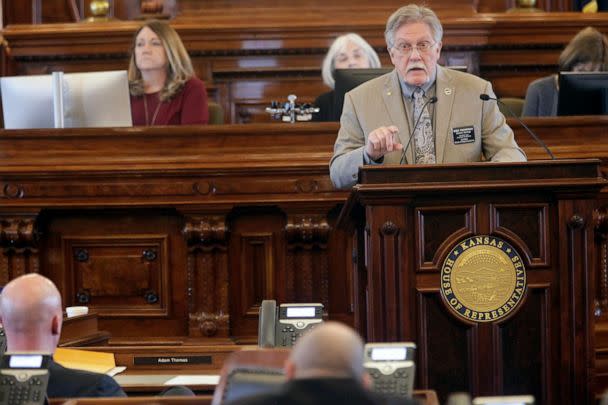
[399,96,438,164]
[479,94,555,160]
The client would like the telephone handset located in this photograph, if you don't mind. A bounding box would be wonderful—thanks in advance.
[0,352,51,405]
[258,300,323,348]
[363,342,416,398]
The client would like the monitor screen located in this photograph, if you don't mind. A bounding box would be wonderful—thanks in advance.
[1,70,132,129]
[370,347,407,361]
[0,74,54,129]
[285,306,316,318]
[557,71,608,116]
[9,355,43,369]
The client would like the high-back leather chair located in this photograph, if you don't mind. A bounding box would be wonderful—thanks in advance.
[211,349,289,405]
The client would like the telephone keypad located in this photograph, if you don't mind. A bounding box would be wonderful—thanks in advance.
[278,324,318,347]
[0,376,46,405]
[369,367,412,397]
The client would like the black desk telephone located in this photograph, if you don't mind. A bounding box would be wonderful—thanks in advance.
[0,353,51,405]
[258,300,323,347]
[364,342,416,398]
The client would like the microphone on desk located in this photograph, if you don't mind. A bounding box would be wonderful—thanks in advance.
[399,96,438,164]
[479,94,555,160]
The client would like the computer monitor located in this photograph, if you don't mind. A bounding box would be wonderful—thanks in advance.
[1,70,132,129]
[557,71,608,116]
[0,74,54,129]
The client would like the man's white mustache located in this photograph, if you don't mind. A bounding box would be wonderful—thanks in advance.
[406,64,426,72]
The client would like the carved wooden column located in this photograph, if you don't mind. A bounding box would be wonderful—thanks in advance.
[595,206,608,318]
[284,214,330,306]
[0,214,40,285]
[182,215,230,339]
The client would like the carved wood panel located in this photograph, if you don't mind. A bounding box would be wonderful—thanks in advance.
[0,215,40,284]
[64,236,169,316]
[416,205,475,269]
[183,215,229,339]
[40,210,189,337]
[228,210,283,341]
[491,203,550,266]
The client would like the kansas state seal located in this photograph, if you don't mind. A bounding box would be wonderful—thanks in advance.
[440,235,526,323]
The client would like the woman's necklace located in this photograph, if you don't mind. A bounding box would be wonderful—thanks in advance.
[143,93,162,125]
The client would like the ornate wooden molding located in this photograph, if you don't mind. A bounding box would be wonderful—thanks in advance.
[182,215,229,247]
[285,215,330,246]
[183,214,230,338]
[595,207,608,318]
[189,311,230,338]
[0,216,39,248]
[0,214,41,285]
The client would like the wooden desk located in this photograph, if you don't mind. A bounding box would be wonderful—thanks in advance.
[0,119,605,402]
[50,390,437,405]
[60,313,111,347]
[53,396,213,405]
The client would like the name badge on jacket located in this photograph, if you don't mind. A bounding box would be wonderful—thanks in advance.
[452,126,475,144]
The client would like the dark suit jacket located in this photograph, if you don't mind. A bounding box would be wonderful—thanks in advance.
[47,360,127,398]
[225,377,419,405]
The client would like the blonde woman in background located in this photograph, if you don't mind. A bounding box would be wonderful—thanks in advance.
[128,20,209,125]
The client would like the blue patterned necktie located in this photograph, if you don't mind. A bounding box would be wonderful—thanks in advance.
[413,88,436,164]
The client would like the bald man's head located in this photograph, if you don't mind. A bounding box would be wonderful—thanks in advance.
[0,274,63,352]
[286,321,366,381]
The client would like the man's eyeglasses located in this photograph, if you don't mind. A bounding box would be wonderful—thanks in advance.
[392,41,436,55]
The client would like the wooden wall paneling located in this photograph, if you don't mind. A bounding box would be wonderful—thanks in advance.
[181,214,230,340]
[595,207,608,320]
[224,77,326,123]
[418,292,475,400]
[4,0,584,26]
[416,205,476,270]
[228,208,284,342]
[0,214,40,285]
[492,204,550,265]
[284,213,331,305]
[365,205,408,342]
[2,1,32,25]
[558,197,598,405]
[498,287,550,402]
[325,205,356,325]
[65,235,170,315]
[39,210,190,338]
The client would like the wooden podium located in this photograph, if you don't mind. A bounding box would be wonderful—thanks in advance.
[338,160,606,405]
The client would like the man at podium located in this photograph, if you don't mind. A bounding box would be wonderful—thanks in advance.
[329,4,526,189]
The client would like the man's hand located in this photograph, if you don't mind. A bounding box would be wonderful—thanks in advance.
[365,126,403,161]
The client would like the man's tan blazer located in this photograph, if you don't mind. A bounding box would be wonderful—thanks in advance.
[329,66,527,189]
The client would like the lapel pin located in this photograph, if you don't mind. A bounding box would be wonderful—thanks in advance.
[444,88,452,95]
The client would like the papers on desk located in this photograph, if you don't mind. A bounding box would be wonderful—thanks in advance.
[163,375,220,386]
[54,347,125,376]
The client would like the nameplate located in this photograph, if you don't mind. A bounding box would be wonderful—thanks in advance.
[452,126,475,144]
[133,356,212,366]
